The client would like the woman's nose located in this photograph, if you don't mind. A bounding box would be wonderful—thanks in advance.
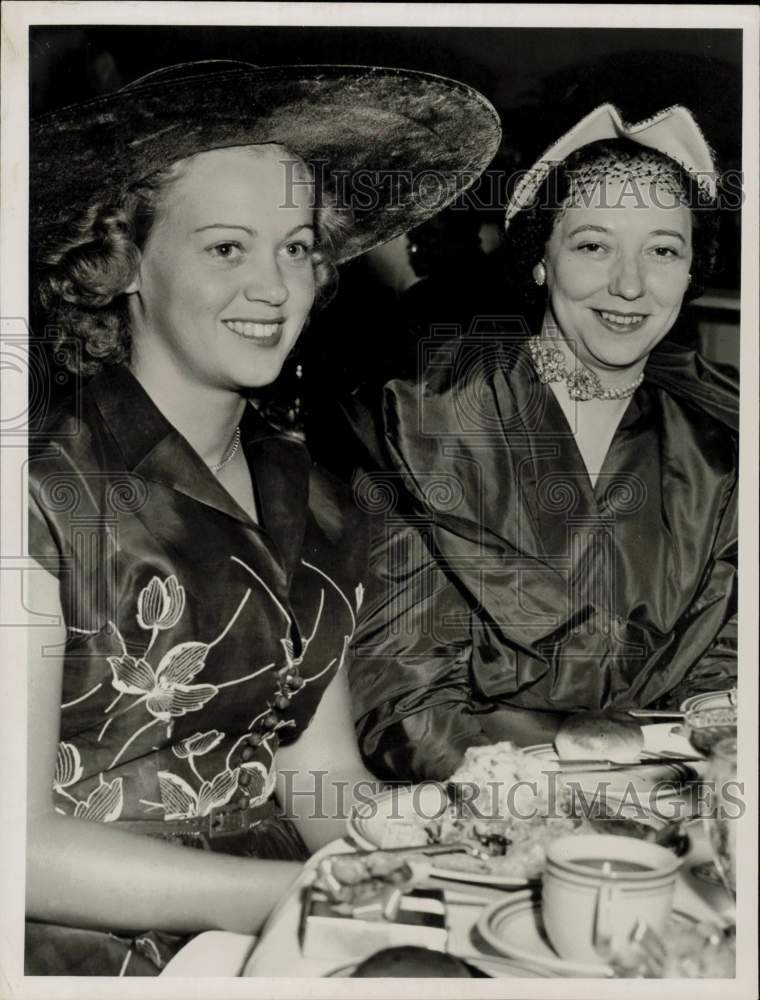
[243,256,288,306]
[609,252,644,300]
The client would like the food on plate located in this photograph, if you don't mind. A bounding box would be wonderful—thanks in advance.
[684,705,737,755]
[554,710,644,762]
[314,853,415,907]
[377,743,582,879]
[662,923,736,978]
[351,946,474,978]
[613,920,735,978]
[585,816,690,856]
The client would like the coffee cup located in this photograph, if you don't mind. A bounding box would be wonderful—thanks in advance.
[542,834,681,963]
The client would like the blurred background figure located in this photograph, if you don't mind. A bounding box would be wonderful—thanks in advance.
[397,205,512,377]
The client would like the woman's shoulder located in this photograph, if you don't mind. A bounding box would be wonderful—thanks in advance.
[646,341,739,436]
[29,380,104,481]
[346,328,528,453]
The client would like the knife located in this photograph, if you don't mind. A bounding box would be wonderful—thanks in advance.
[627,710,685,719]
[554,755,703,772]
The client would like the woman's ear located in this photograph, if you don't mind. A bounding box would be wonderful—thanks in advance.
[124,249,143,294]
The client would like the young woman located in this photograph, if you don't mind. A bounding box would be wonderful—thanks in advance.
[348,104,738,781]
[26,59,501,973]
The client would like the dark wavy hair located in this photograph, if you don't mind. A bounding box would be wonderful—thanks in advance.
[37,149,352,376]
[505,137,720,309]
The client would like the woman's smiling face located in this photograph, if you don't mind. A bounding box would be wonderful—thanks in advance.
[544,176,693,373]
[128,144,316,390]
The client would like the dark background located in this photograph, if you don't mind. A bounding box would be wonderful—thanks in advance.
[30,25,742,158]
[29,25,743,446]
[30,24,743,284]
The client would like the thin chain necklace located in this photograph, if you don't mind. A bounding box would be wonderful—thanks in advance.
[527,336,644,401]
[210,427,241,474]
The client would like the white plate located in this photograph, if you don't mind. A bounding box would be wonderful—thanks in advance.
[523,722,706,803]
[347,786,531,888]
[680,690,736,714]
[477,891,707,978]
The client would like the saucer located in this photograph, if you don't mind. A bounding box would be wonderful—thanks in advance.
[477,890,704,978]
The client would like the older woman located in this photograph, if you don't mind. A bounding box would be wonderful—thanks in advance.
[348,104,738,782]
[25,60,500,973]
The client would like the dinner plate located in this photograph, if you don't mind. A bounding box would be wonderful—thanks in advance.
[347,785,532,888]
[477,891,707,978]
[680,690,736,714]
[346,784,670,889]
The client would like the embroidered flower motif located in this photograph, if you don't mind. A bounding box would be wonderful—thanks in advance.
[73,777,124,822]
[172,730,224,759]
[136,575,185,631]
[54,742,83,790]
[157,768,239,819]
[107,643,217,723]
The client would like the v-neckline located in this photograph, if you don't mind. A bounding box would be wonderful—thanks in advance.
[540,382,637,504]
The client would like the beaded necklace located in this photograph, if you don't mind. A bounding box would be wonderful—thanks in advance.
[210,427,241,474]
[527,336,644,401]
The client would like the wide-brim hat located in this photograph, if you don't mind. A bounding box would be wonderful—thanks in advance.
[31,60,502,263]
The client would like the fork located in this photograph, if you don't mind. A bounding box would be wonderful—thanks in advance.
[340,840,495,863]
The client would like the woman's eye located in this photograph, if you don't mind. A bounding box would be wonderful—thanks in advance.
[650,245,681,259]
[282,241,313,262]
[208,242,244,261]
[576,241,607,255]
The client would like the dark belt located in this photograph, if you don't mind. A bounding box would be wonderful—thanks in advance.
[111,798,278,842]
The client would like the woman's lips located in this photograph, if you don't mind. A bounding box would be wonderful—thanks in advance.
[223,319,284,345]
[593,309,648,333]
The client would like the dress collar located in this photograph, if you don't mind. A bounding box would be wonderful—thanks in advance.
[86,365,311,575]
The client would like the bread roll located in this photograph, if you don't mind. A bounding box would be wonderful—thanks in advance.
[351,946,473,977]
[554,710,644,762]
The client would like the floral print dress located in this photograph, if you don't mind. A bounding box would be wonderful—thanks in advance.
[27,365,367,975]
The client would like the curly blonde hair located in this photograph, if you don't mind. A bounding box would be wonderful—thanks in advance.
[37,149,351,375]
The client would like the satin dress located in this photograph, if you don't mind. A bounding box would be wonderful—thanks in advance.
[26,364,367,974]
[346,333,738,781]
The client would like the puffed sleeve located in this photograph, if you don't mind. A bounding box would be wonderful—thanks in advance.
[28,486,64,578]
[349,517,492,782]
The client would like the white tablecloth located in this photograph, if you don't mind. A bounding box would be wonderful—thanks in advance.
[160,820,733,977]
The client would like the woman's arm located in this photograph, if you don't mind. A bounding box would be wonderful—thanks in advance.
[650,471,738,709]
[275,665,379,854]
[26,565,300,936]
[348,520,492,783]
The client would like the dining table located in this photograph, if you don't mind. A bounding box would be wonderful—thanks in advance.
[159,815,735,979]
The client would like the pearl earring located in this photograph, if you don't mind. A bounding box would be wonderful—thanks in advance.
[533,260,547,287]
